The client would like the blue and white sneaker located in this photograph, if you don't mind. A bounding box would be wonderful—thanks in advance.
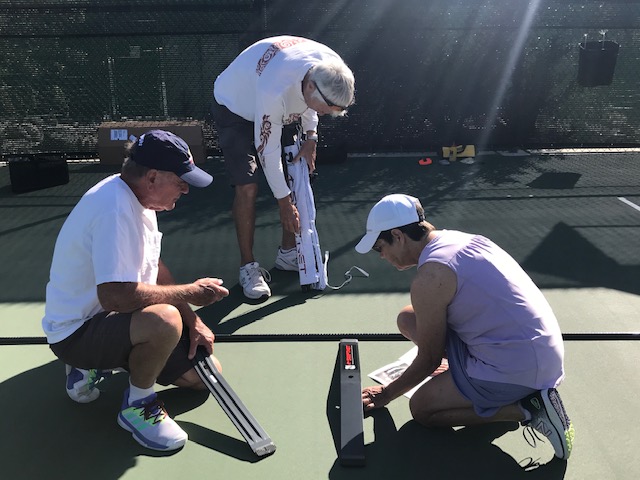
[117,389,188,451]
[66,365,105,403]
[65,364,124,403]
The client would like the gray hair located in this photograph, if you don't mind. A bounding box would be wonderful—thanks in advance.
[121,141,150,179]
[309,59,355,116]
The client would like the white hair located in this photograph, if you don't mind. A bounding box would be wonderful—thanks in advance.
[309,58,355,115]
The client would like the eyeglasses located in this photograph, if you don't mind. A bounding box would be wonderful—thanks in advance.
[314,81,347,110]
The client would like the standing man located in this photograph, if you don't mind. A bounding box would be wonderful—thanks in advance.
[211,35,355,299]
[43,130,229,452]
[356,194,574,460]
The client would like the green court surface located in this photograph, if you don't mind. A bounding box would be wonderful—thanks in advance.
[1,152,640,479]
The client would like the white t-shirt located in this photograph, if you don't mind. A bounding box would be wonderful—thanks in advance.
[214,35,343,199]
[42,175,162,344]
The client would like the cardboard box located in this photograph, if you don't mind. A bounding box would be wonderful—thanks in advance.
[441,144,475,161]
[97,121,205,165]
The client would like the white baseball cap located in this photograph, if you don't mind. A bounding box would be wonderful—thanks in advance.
[355,194,422,254]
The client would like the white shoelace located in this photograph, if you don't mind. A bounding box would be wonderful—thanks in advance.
[244,264,271,284]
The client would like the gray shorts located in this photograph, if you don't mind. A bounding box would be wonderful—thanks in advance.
[446,329,537,417]
[210,98,295,188]
[49,311,193,386]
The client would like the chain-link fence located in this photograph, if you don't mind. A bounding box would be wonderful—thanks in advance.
[1,0,639,156]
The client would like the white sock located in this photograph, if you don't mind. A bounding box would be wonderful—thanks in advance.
[128,381,155,404]
[280,246,295,253]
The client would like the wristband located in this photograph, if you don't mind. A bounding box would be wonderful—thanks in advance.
[306,133,318,142]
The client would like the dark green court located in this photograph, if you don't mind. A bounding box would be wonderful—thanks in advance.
[1,151,640,479]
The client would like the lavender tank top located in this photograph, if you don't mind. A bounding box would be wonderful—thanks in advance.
[419,230,564,388]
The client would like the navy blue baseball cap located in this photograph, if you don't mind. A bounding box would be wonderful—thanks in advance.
[130,130,213,187]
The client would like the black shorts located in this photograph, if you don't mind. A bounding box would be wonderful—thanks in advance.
[49,311,193,386]
[210,99,259,187]
[210,99,297,188]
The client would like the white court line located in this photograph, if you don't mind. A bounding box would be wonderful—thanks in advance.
[617,197,640,213]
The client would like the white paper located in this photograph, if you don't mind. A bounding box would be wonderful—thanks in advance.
[368,346,449,399]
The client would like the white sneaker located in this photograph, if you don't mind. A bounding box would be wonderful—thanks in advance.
[65,364,126,403]
[65,365,103,403]
[275,247,298,271]
[117,389,188,451]
[239,262,271,299]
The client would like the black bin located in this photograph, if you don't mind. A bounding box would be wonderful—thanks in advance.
[8,154,70,193]
[577,40,620,87]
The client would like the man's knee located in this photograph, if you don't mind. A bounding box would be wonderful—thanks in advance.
[133,304,183,344]
[235,182,258,199]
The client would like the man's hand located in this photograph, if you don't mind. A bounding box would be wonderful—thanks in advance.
[187,314,216,360]
[190,278,229,306]
[362,385,391,411]
[278,196,300,233]
[295,139,317,173]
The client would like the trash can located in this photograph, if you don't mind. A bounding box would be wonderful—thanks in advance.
[8,154,69,193]
[577,40,620,87]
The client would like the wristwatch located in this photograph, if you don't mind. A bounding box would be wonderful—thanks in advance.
[306,133,318,142]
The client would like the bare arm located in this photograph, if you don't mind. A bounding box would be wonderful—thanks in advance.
[97,260,229,358]
[155,259,220,329]
[364,262,456,409]
[97,259,228,314]
[156,259,227,358]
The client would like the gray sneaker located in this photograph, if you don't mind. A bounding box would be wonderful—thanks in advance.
[239,262,271,299]
[275,247,298,271]
[520,388,574,460]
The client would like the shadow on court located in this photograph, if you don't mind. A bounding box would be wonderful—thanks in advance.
[325,352,567,479]
[524,222,640,295]
[196,273,321,334]
[328,410,567,479]
[2,155,639,304]
[0,360,258,480]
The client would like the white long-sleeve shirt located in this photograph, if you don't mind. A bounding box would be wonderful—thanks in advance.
[214,36,343,199]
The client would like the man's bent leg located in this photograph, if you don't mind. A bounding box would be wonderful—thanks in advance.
[49,311,133,403]
[155,325,223,390]
[129,304,183,389]
[119,304,188,451]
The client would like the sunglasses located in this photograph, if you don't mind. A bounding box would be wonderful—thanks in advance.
[314,81,347,110]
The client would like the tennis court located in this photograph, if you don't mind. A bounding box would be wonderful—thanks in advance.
[1,151,639,479]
